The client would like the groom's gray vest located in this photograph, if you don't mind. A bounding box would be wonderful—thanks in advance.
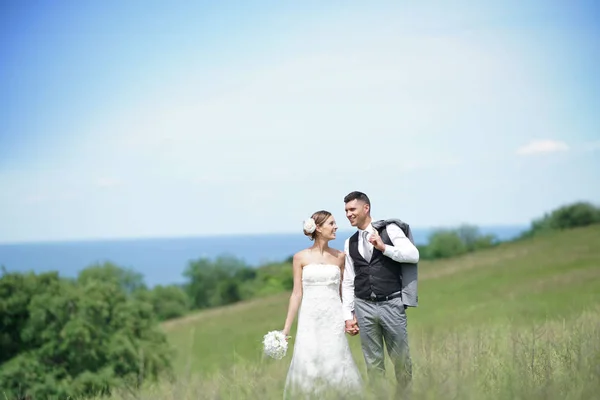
[348,219,418,307]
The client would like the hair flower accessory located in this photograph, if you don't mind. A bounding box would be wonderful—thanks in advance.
[303,218,316,234]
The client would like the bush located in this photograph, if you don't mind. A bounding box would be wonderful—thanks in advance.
[522,201,600,238]
[183,255,256,309]
[420,224,498,260]
[78,262,147,294]
[240,261,293,298]
[135,284,192,321]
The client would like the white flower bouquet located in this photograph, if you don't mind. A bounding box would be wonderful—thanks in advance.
[262,330,290,360]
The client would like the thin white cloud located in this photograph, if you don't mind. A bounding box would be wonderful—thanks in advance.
[516,140,569,156]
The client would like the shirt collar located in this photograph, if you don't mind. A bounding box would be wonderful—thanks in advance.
[358,221,375,234]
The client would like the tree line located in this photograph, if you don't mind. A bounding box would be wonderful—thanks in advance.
[418,201,600,259]
[1,201,598,399]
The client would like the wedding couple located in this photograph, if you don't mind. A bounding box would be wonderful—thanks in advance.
[281,191,420,398]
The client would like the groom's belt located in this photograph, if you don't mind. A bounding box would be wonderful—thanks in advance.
[360,291,402,302]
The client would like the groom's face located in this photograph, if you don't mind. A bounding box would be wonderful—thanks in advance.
[345,199,369,227]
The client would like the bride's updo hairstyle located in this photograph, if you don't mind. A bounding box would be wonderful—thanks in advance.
[303,210,332,241]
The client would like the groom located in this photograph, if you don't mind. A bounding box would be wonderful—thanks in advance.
[341,191,419,392]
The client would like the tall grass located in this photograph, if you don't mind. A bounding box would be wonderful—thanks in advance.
[99,307,600,400]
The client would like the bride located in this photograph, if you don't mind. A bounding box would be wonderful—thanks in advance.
[281,210,363,398]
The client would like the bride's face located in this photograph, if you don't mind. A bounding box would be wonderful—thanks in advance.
[318,215,338,241]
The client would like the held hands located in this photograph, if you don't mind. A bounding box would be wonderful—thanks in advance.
[344,317,359,336]
[368,229,386,252]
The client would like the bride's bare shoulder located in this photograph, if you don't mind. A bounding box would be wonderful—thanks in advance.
[330,248,345,260]
[292,249,311,264]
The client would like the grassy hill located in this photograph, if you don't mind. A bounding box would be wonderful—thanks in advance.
[105,225,600,400]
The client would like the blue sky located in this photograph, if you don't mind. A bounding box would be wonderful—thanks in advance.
[1,0,599,243]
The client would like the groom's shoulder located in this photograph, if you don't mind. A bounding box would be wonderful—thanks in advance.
[374,218,410,231]
[374,219,414,242]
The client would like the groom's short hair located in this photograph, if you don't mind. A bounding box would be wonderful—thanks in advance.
[344,191,370,206]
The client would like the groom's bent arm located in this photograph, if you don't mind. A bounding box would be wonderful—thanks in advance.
[382,224,420,264]
[341,239,356,321]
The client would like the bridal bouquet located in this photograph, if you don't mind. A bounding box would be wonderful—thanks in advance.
[262,330,290,360]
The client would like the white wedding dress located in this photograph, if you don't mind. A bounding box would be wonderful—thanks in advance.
[284,264,363,398]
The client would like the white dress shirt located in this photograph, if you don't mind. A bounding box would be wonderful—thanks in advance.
[341,221,419,321]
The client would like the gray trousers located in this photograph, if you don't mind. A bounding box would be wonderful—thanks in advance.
[354,296,412,387]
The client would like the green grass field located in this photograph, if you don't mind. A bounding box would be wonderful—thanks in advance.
[105,225,600,399]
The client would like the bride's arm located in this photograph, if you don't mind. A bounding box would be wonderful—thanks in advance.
[282,253,303,336]
[338,251,345,301]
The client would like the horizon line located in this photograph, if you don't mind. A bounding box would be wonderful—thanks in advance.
[0,223,529,246]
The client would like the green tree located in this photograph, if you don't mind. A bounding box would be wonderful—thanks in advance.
[241,261,293,298]
[136,284,191,321]
[183,255,254,309]
[0,269,172,399]
[78,261,147,294]
[426,229,468,259]
[0,269,59,365]
[455,224,497,251]
[522,201,600,238]
[546,201,600,229]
